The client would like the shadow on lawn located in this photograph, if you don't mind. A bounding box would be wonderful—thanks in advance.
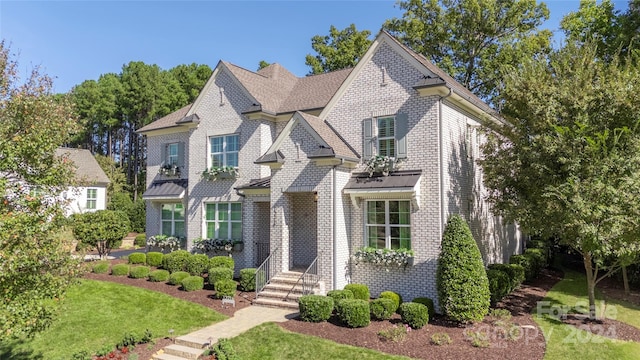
[0,339,43,359]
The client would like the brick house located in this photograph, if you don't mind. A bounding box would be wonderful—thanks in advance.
[138,31,523,309]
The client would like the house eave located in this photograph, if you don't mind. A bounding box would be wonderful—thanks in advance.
[136,125,191,136]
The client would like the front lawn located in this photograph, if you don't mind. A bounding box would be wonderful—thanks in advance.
[534,270,640,360]
[0,279,226,359]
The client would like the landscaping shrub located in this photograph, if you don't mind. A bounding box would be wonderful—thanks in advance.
[73,210,129,259]
[379,291,402,313]
[299,295,334,322]
[209,267,234,285]
[525,248,547,271]
[436,214,490,323]
[399,302,429,329]
[146,252,164,267]
[181,275,204,291]
[214,279,237,298]
[209,256,234,270]
[168,271,190,285]
[212,338,237,360]
[344,283,370,301]
[510,254,534,281]
[487,263,525,292]
[162,250,191,273]
[327,289,354,307]
[370,298,396,320]
[111,264,130,276]
[91,261,109,274]
[412,297,436,319]
[239,268,257,291]
[134,233,147,247]
[186,254,210,276]
[486,268,511,305]
[129,266,150,279]
[149,269,170,282]
[128,252,146,265]
[336,299,370,328]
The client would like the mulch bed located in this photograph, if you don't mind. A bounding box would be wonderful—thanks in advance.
[86,262,640,360]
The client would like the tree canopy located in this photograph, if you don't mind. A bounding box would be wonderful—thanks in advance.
[384,0,552,103]
[305,24,372,74]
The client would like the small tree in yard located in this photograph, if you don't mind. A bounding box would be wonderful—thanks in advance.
[437,214,490,323]
[73,210,130,259]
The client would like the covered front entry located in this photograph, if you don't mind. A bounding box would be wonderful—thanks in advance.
[288,192,318,270]
[254,201,271,266]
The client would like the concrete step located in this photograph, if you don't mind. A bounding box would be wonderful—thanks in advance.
[263,282,305,294]
[258,289,303,301]
[152,351,191,360]
[163,344,204,360]
[175,334,210,349]
[253,297,300,310]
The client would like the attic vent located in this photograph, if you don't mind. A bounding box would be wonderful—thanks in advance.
[219,87,225,106]
[381,64,388,86]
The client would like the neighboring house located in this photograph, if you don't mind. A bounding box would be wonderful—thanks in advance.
[138,31,523,308]
[54,148,110,215]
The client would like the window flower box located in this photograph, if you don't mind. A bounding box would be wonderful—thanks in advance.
[159,164,180,177]
[202,166,238,181]
[147,235,183,252]
[192,238,244,253]
[352,247,415,268]
[365,156,398,177]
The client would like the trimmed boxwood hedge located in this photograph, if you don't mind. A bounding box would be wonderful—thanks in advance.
[168,271,190,285]
[488,263,525,292]
[186,254,210,276]
[129,266,150,279]
[134,233,146,247]
[336,299,370,328]
[239,268,257,291]
[487,268,511,305]
[163,250,191,273]
[370,298,395,320]
[209,267,234,285]
[181,276,204,292]
[128,252,146,265]
[209,256,234,270]
[400,302,429,329]
[146,252,164,267]
[299,295,334,322]
[327,289,354,308]
[412,297,436,319]
[510,254,534,281]
[379,291,402,313]
[92,261,109,274]
[111,264,130,276]
[214,279,237,298]
[149,269,170,282]
[344,283,370,301]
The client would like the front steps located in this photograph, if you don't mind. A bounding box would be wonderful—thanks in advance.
[152,336,210,360]
[253,271,322,310]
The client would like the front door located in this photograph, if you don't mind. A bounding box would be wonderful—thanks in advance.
[289,192,318,270]
[254,202,270,266]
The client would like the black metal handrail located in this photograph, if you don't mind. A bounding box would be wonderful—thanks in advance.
[285,253,320,302]
[255,246,279,299]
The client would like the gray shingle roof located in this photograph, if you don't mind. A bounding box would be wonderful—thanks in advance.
[235,176,271,190]
[297,112,359,161]
[55,148,110,185]
[136,104,193,133]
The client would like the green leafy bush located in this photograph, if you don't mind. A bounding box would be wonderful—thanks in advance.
[128,252,146,265]
[344,283,370,301]
[525,248,547,271]
[168,271,190,285]
[486,268,511,305]
[399,302,429,329]
[487,263,525,291]
[129,266,150,279]
[181,275,204,292]
[111,264,130,276]
[91,261,109,274]
[239,268,257,291]
[214,279,237,298]
[149,269,170,282]
[299,295,334,322]
[412,297,436,319]
[327,289,354,309]
[379,291,402,313]
[436,214,490,323]
[73,210,130,259]
[510,254,534,281]
[212,338,237,360]
[146,252,164,267]
[336,299,370,328]
[209,256,234,270]
[209,267,234,285]
[186,254,210,276]
[370,298,396,320]
[162,250,191,273]
[134,233,146,247]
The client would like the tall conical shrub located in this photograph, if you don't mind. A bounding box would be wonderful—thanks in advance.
[436,214,490,323]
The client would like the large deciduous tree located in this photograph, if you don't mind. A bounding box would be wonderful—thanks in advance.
[305,24,372,74]
[480,41,640,319]
[0,41,83,339]
[384,0,552,103]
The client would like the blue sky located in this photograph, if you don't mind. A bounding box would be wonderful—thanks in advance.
[0,0,630,93]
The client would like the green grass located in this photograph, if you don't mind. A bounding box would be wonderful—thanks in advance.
[0,279,226,359]
[228,322,411,359]
[534,270,640,360]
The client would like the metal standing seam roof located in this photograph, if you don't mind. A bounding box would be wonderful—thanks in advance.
[344,170,422,190]
[55,148,110,185]
[142,179,188,199]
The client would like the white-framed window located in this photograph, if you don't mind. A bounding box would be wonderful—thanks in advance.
[365,200,411,250]
[86,188,97,209]
[378,116,395,157]
[167,143,179,166]
[204,203,242,240]
[161,203,185,237]
[209,134,239,168]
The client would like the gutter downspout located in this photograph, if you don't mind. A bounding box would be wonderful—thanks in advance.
[332,160,342,291]
[439,88,453,237]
